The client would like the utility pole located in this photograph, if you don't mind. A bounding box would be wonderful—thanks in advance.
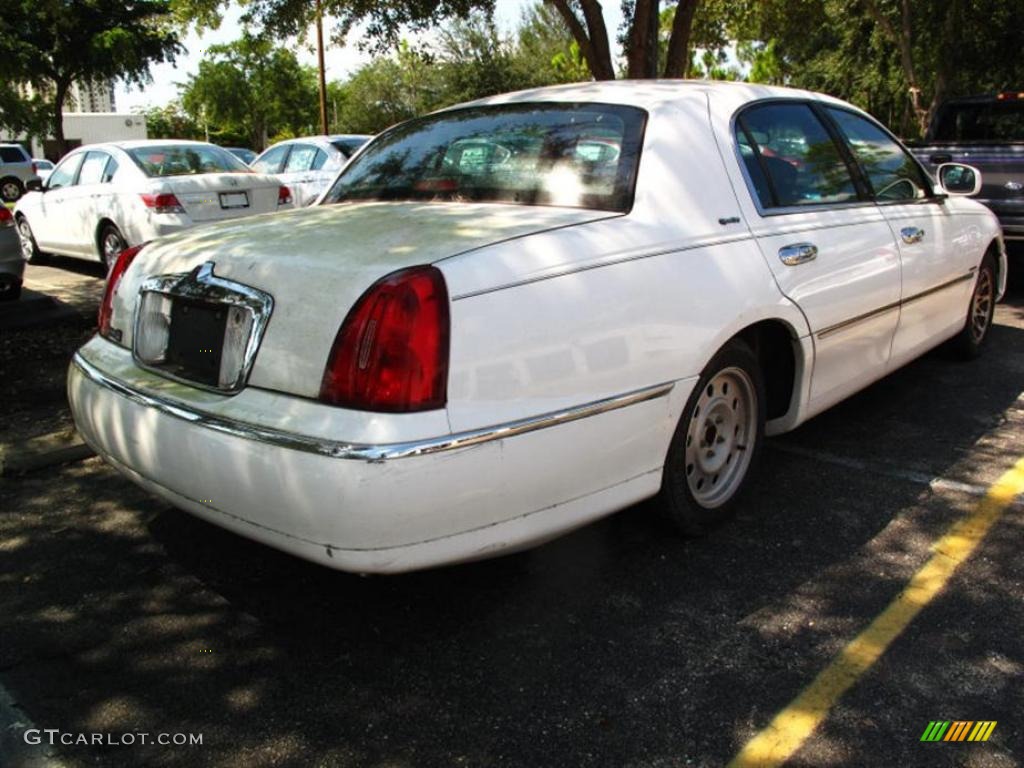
[316,0,329,134]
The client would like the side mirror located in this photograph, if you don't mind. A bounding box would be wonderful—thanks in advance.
[936,163,982,196]
[25,178,44,192]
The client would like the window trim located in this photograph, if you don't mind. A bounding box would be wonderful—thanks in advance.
[731,98,911,218]
[77,150,113,186]
[816,103,941,206]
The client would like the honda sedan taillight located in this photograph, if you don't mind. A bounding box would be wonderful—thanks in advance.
[140,193,185,214]
[278,186,292,206]
[320,266,449,412]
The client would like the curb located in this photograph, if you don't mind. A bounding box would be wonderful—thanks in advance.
[0,431,94,477]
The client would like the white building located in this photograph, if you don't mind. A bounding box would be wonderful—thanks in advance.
[1,113,147,161]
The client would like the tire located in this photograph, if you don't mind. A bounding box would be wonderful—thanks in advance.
[0,281,22,301]
[16,215,40,262]
[98,223,127,269]
[949,251,996,360]
[657,339,766,535]
[0,177,22,203]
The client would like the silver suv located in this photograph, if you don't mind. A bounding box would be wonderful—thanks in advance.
[0,143,41,202]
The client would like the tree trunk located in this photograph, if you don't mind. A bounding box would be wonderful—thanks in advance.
[53,79,69,157]
[546,0,616,80]
[664,0,700,78]
[626,0,661,79]
[865,0,927,135]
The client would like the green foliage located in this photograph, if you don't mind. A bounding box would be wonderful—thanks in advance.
[181,33,319,149]
[327,9,588,135]
[0,0,182,146]
[135,102,204,140]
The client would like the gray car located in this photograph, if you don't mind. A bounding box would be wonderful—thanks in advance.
[0,205,25,300]
[0,143,41,203]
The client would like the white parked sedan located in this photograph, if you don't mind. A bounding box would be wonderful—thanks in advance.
[68,82,1005,574]
[15,140,294,267]
[250,134,371,207]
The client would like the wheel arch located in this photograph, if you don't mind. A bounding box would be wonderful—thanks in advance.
[95,218,122,260]
[730,318,805,427]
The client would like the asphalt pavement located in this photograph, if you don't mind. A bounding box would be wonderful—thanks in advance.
[0,258,1022,768]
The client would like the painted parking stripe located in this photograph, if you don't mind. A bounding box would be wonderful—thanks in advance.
[727,456,1024,768]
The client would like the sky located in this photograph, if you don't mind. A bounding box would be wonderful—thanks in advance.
[114,0,626,112]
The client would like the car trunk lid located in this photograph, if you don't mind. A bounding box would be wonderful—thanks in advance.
[115,201,613,399]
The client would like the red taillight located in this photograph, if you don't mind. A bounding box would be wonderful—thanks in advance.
[278,185,292,205]
[320,265,449,412]
[0,207,12,229]
[140,192,185,213]
[31,161,38,175]
[98,244,145,340]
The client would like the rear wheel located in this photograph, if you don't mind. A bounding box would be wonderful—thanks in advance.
[0,177,22,202]
[950,251,996,359]
[99,223,127,269]
[657,339,766,535]
[0,280,22,301]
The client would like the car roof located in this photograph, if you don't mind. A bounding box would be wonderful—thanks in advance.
[77,139,227,152]
[450,79,849,112]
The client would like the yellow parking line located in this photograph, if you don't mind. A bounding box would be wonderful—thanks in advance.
[728,457,1024,768]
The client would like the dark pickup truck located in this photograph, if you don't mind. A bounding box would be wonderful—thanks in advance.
[910,92,1024,249]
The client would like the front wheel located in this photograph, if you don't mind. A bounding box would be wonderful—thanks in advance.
[657,339,766,535]
[16,216,40,261]
[99,224,127,269]
[949,252,996,359]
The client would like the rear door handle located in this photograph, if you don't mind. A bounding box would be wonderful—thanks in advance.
[900,227,925,244]
[778,242,818,266]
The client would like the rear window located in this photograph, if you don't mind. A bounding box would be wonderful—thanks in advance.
[127,145,248,177]
[323,103,647,212]
[0,147,27,164]
[932,101,1024,142]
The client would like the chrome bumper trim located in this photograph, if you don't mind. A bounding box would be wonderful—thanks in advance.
[71,352,674,462]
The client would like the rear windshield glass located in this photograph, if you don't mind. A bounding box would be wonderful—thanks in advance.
[331,138,369,157]
[127,145,249,177]
[932,101,1024,142]
[323,103,647,212]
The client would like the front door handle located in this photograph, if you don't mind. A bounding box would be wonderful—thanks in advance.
[901,226,925,244]
[778,242,818,266]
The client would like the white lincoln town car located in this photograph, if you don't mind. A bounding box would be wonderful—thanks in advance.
[68,82,1006,574]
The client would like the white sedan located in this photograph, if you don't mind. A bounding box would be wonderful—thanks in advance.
[250,134,371,207]
[68,82,1005,574]
[15,140,294,267]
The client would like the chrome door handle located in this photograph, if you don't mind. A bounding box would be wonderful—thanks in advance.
[778,242,818,266]
[901,226,925,244]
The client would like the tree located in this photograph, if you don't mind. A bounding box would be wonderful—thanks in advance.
[181,33,318,149]
[0,0,182,154]
[136,102,203,141]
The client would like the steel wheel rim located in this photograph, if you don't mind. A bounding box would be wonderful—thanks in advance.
[17,220,34,260]
[103,231,124,264]
[684,366,757,508]
[970,268,993,343]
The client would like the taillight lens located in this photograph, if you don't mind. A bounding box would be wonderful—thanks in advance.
[320,265,449,412]
[140,192,185,213]
[31,161,38,175]
[98,244,145,341]
[278,185,292,205]
[0,207,12,229]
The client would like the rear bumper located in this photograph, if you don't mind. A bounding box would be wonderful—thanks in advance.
[68,339,679,573]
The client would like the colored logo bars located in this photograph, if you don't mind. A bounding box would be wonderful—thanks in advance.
[920,721,997,742]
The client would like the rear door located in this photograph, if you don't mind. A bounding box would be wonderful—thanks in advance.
[824,107,976,365]
[735,101,902,411]
[66,150,116,257]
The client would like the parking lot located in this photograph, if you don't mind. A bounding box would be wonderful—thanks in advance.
[1,260,1022,767]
